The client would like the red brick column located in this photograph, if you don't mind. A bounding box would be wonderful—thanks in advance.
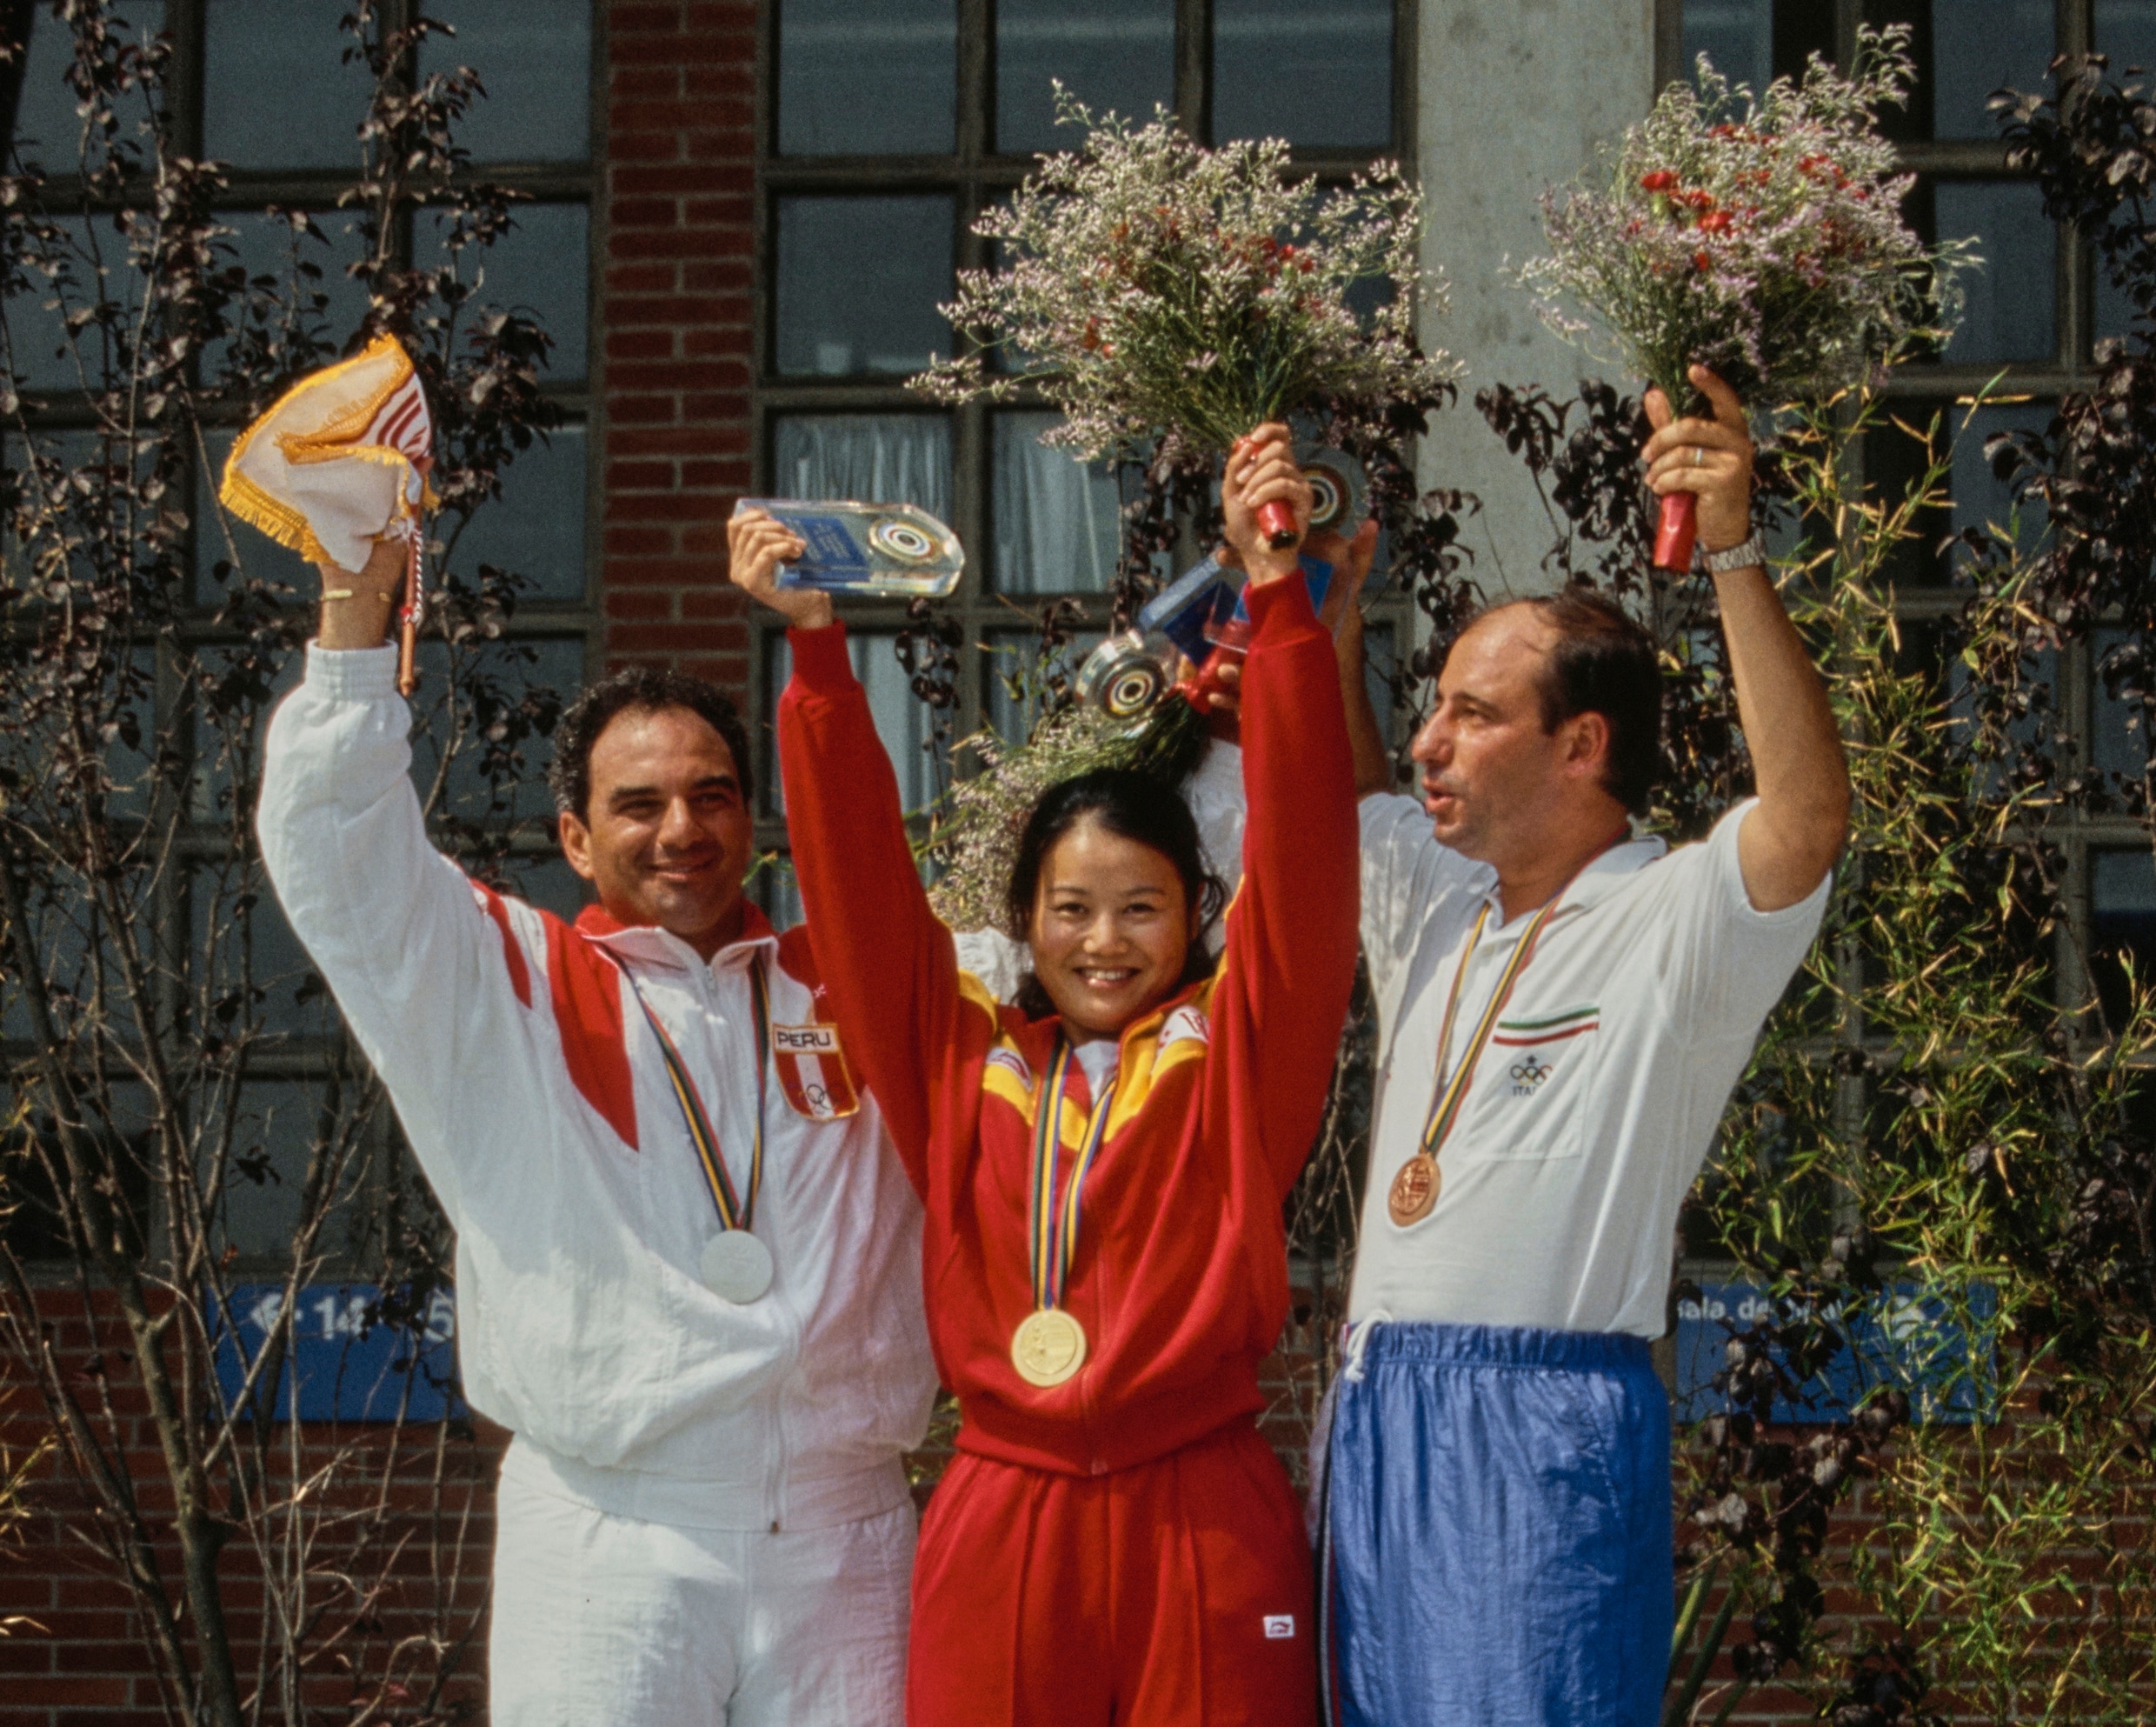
[602,1,760,697]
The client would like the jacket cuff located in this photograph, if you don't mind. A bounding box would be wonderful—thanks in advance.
[303,642,401,701]
[1246,570,1321,640]
[788,620,855,692]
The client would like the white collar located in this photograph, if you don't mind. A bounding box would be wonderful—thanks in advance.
[579,918,780,980]
[1477,831,1667,932]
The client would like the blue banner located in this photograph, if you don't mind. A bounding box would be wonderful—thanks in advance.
[1674,1280,1996,1425]
[208,1282,464,1424]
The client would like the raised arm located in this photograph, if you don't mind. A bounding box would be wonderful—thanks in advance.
[256,540,551,1216]
[733,510,962,1189]
[1643,364,1852,911]
[1206,429,1361,1196]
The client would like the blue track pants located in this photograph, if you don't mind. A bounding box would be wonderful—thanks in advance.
[1320,1322,1673,1727]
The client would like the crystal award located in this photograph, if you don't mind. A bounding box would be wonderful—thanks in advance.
[732,498,965,598]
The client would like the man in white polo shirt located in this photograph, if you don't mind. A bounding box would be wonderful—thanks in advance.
[1319,365,1848,1727]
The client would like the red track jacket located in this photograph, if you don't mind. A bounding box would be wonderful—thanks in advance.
[778,577,1357,1477]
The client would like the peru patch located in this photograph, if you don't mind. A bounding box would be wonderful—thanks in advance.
[771,1022,861,1121]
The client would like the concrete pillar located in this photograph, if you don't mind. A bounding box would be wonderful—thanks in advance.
[1416,0,1660,597]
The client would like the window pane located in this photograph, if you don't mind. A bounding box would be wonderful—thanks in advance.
[2094,627,2156,783]
[206,1081,362,1257]
[1362,620,1399,751]
[417,0,591,163]
[769,630,941,812]
[1860,398,2047,586]
[1211,0,1391,149]
[189,638,304,820]
[1930,1,2053,139]
[1946,400,2049,571]
[212,208,372,372]
[407,635,584,823]
[203,0,376,171]
[996,0,1175,155]
[770,413,953,522]
[3,212,146,391]
[1933,181,2055,365]
[442,423,589,603]
[1682,0,1771,94]
[2092,850,2156,1030]
[11,2,165,166]
[192,862,331,1039]
[775,196,952,377]
[423,202,590,381]
[985,629,1103,741]
[2098,0,2156,77]
[777,0,955,156]
[992,412,1121,595]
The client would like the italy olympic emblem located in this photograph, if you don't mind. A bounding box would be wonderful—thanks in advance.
[771,1022,861,1120]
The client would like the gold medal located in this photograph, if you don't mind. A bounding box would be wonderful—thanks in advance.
[1387,1152,1441,1226]
[1011,1307,1088,1388]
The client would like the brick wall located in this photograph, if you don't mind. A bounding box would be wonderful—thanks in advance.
[600,0,757,694]
[0,1287,501,1727]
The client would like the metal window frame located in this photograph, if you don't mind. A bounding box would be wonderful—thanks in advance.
[747,0,1422,877]
[1,0,605,1270]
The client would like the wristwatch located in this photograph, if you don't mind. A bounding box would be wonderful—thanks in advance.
[1702,530,1767,576]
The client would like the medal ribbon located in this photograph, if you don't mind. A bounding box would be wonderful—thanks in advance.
[1416,863,1596,1164]
[612,954,771,1233]
[1028,1043,1119,1310]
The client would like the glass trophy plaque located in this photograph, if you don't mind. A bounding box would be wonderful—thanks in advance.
[733,498,965,598]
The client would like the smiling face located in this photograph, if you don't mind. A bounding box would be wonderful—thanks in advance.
[1409,605,1613,869]
[557,704,755,959]
[1025,817,1197,1043]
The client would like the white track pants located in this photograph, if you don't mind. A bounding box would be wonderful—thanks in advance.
[489,1463,915,1726]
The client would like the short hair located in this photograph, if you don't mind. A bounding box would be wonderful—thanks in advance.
[547,666,755,822]
[1467,588,1662,817]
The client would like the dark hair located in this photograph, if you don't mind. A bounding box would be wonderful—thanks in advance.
[1464,589,1663,817]
[546,666,755,822]
[1005,769,1228,1016]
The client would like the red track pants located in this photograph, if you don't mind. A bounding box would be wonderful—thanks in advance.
[905,1421,1317,1727]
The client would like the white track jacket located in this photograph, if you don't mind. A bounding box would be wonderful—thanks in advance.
[258,644,938,1531]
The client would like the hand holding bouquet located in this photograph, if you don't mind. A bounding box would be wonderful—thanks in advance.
[910,86,1456,549]
[1520,23,1969,570]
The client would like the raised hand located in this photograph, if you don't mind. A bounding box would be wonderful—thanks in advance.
[726,507,829,630]
[1221,423,1313,584]
[1640,364,1756,559]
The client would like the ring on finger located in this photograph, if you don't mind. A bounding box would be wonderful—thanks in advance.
[1690,445,1705,468]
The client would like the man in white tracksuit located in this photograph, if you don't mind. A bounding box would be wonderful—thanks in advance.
[258,537,936,1726]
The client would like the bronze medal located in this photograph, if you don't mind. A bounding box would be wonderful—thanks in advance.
[1011,1307,1088,1388]
[1387,1152,1441,1226]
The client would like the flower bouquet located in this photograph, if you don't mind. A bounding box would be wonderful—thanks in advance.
[912,85,1455,556]
[1519,24,1968,570]
[913,87,1452,783]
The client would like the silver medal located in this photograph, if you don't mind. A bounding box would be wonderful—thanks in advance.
[699,1228,774,1303]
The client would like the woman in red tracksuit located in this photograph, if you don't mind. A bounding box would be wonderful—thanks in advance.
[733,424,1358,1727]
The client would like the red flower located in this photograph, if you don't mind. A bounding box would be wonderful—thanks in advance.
[1694,250,1712,271]
[1699,210,1733,234]
[1640,170,1678,193]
